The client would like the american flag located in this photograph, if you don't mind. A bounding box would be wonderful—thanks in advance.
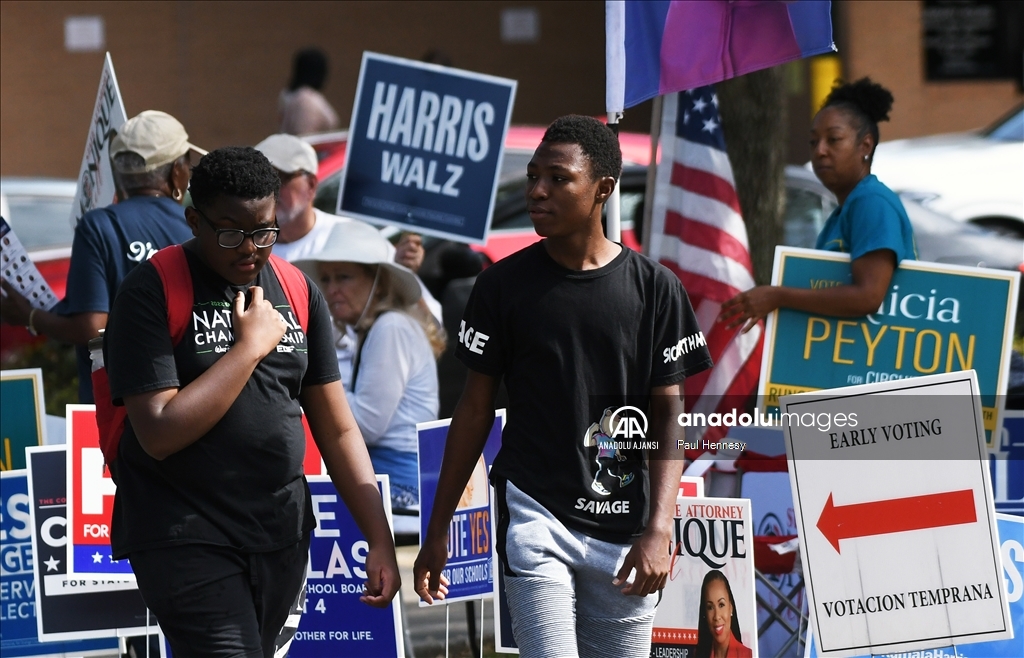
[648,88,763,441]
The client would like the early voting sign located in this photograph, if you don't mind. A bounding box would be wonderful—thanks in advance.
[71,52,127,226]
[783,371,1012,657]
[759,247,1020,446]
[1,470,119,657]
[290,475,403,657]
[25,446,150,642]
[0,369,46,472]
[417,410,504,604]
[64,405,131,578]
[339,52,516,244]
[804,513,1024,658]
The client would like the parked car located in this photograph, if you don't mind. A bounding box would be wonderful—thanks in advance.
[870,104,1024,238]
[0,177,76,357]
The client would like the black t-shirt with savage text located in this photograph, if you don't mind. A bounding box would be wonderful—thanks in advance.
[105,247,340,557]
[457,242,712,543]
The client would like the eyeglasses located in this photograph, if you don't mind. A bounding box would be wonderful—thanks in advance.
[193,207,279,249]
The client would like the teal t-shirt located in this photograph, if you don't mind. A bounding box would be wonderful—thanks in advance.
[815,174,917,264]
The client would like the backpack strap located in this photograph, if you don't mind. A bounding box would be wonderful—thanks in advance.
[149,245,194,345]
[268,254,309,332]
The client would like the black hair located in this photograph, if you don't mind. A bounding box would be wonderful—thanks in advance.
[822,77,894,158]
[189,147,280,210]
[541,115,622,181]
[289,48,328,91]
[695,570,743,658]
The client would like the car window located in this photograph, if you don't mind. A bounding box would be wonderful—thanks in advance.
[985,107,1023,141]
[492,187,640,232]
[499,150,534,184]
[313,173,341,214]
[783,187,833,248]
[4,195,75,251]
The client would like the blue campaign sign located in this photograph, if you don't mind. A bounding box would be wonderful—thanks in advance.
[1,470,118,657]
[417,410,505,604]
[339,52,517,244]
[289,476,403,658]
[25,446,151,642]
[760,248,1020,445]
[992,411,1024,516]
[804,513,1024,658]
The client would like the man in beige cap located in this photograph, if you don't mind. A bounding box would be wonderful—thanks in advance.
[253,133,348,262]
[0,110,203,403]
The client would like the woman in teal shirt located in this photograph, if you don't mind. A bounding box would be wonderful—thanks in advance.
[722,78,915,332]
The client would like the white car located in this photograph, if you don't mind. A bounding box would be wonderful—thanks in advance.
[870,105,1024,238]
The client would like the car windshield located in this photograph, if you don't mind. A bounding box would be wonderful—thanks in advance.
[983,106,1023,141]
[2,194,75,251]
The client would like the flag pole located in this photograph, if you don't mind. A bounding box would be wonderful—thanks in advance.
[641,95,663,257]
[606,112,622,242]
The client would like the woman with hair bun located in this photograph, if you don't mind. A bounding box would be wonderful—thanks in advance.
[721,77,916,331]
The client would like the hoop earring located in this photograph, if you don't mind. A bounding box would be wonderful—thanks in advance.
[172,189,183,202]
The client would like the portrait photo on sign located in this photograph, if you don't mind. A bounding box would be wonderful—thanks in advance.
[651,497,757,657]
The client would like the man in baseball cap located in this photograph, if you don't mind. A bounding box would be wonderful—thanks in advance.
[254,133,338,262]
[0,110,202,404]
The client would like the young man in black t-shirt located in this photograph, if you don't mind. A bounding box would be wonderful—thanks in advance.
[105,147,400,657]
[414,116,712,657]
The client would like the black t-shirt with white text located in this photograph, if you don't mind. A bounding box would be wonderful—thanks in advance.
[105,247,340,557]
[457,243,712,542]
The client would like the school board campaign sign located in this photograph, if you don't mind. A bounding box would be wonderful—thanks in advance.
[25,446,151,642]
[804,513,1024,658]
[339,52,516,244]
[289,476,403,658]
[1,470,120,657]
[0,369,47,472]
[417,411,504,604]
[782,371,1012,657]
[759,247,1020,446]
[651,497,758,656]
[70,52,127,227]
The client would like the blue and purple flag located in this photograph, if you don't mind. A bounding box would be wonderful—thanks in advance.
[607,0,835,112]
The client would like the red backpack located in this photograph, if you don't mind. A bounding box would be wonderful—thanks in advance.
[92,244,309,465]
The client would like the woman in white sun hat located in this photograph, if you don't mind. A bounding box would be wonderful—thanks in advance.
[297,221,445,511]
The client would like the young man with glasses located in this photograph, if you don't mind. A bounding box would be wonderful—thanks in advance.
[103,147,400,657]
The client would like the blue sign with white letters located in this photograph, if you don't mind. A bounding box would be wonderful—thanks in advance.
[991,411,1024,516]
[288,476,403,657]
[1,470,118,657]
[417,411,504,604]
[804,513,1024,658]
[339,52,516,244]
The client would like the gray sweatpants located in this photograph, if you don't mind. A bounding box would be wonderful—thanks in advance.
[498,480,659,658]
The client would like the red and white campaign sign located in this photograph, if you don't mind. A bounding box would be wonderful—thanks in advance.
[65,405,325,580]
[65,404,133,579]
[782,370,1012,657]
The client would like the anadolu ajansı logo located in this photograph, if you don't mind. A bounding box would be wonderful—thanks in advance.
[609,405,648,440]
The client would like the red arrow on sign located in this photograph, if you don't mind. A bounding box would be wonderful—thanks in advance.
[817,489,977,554]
